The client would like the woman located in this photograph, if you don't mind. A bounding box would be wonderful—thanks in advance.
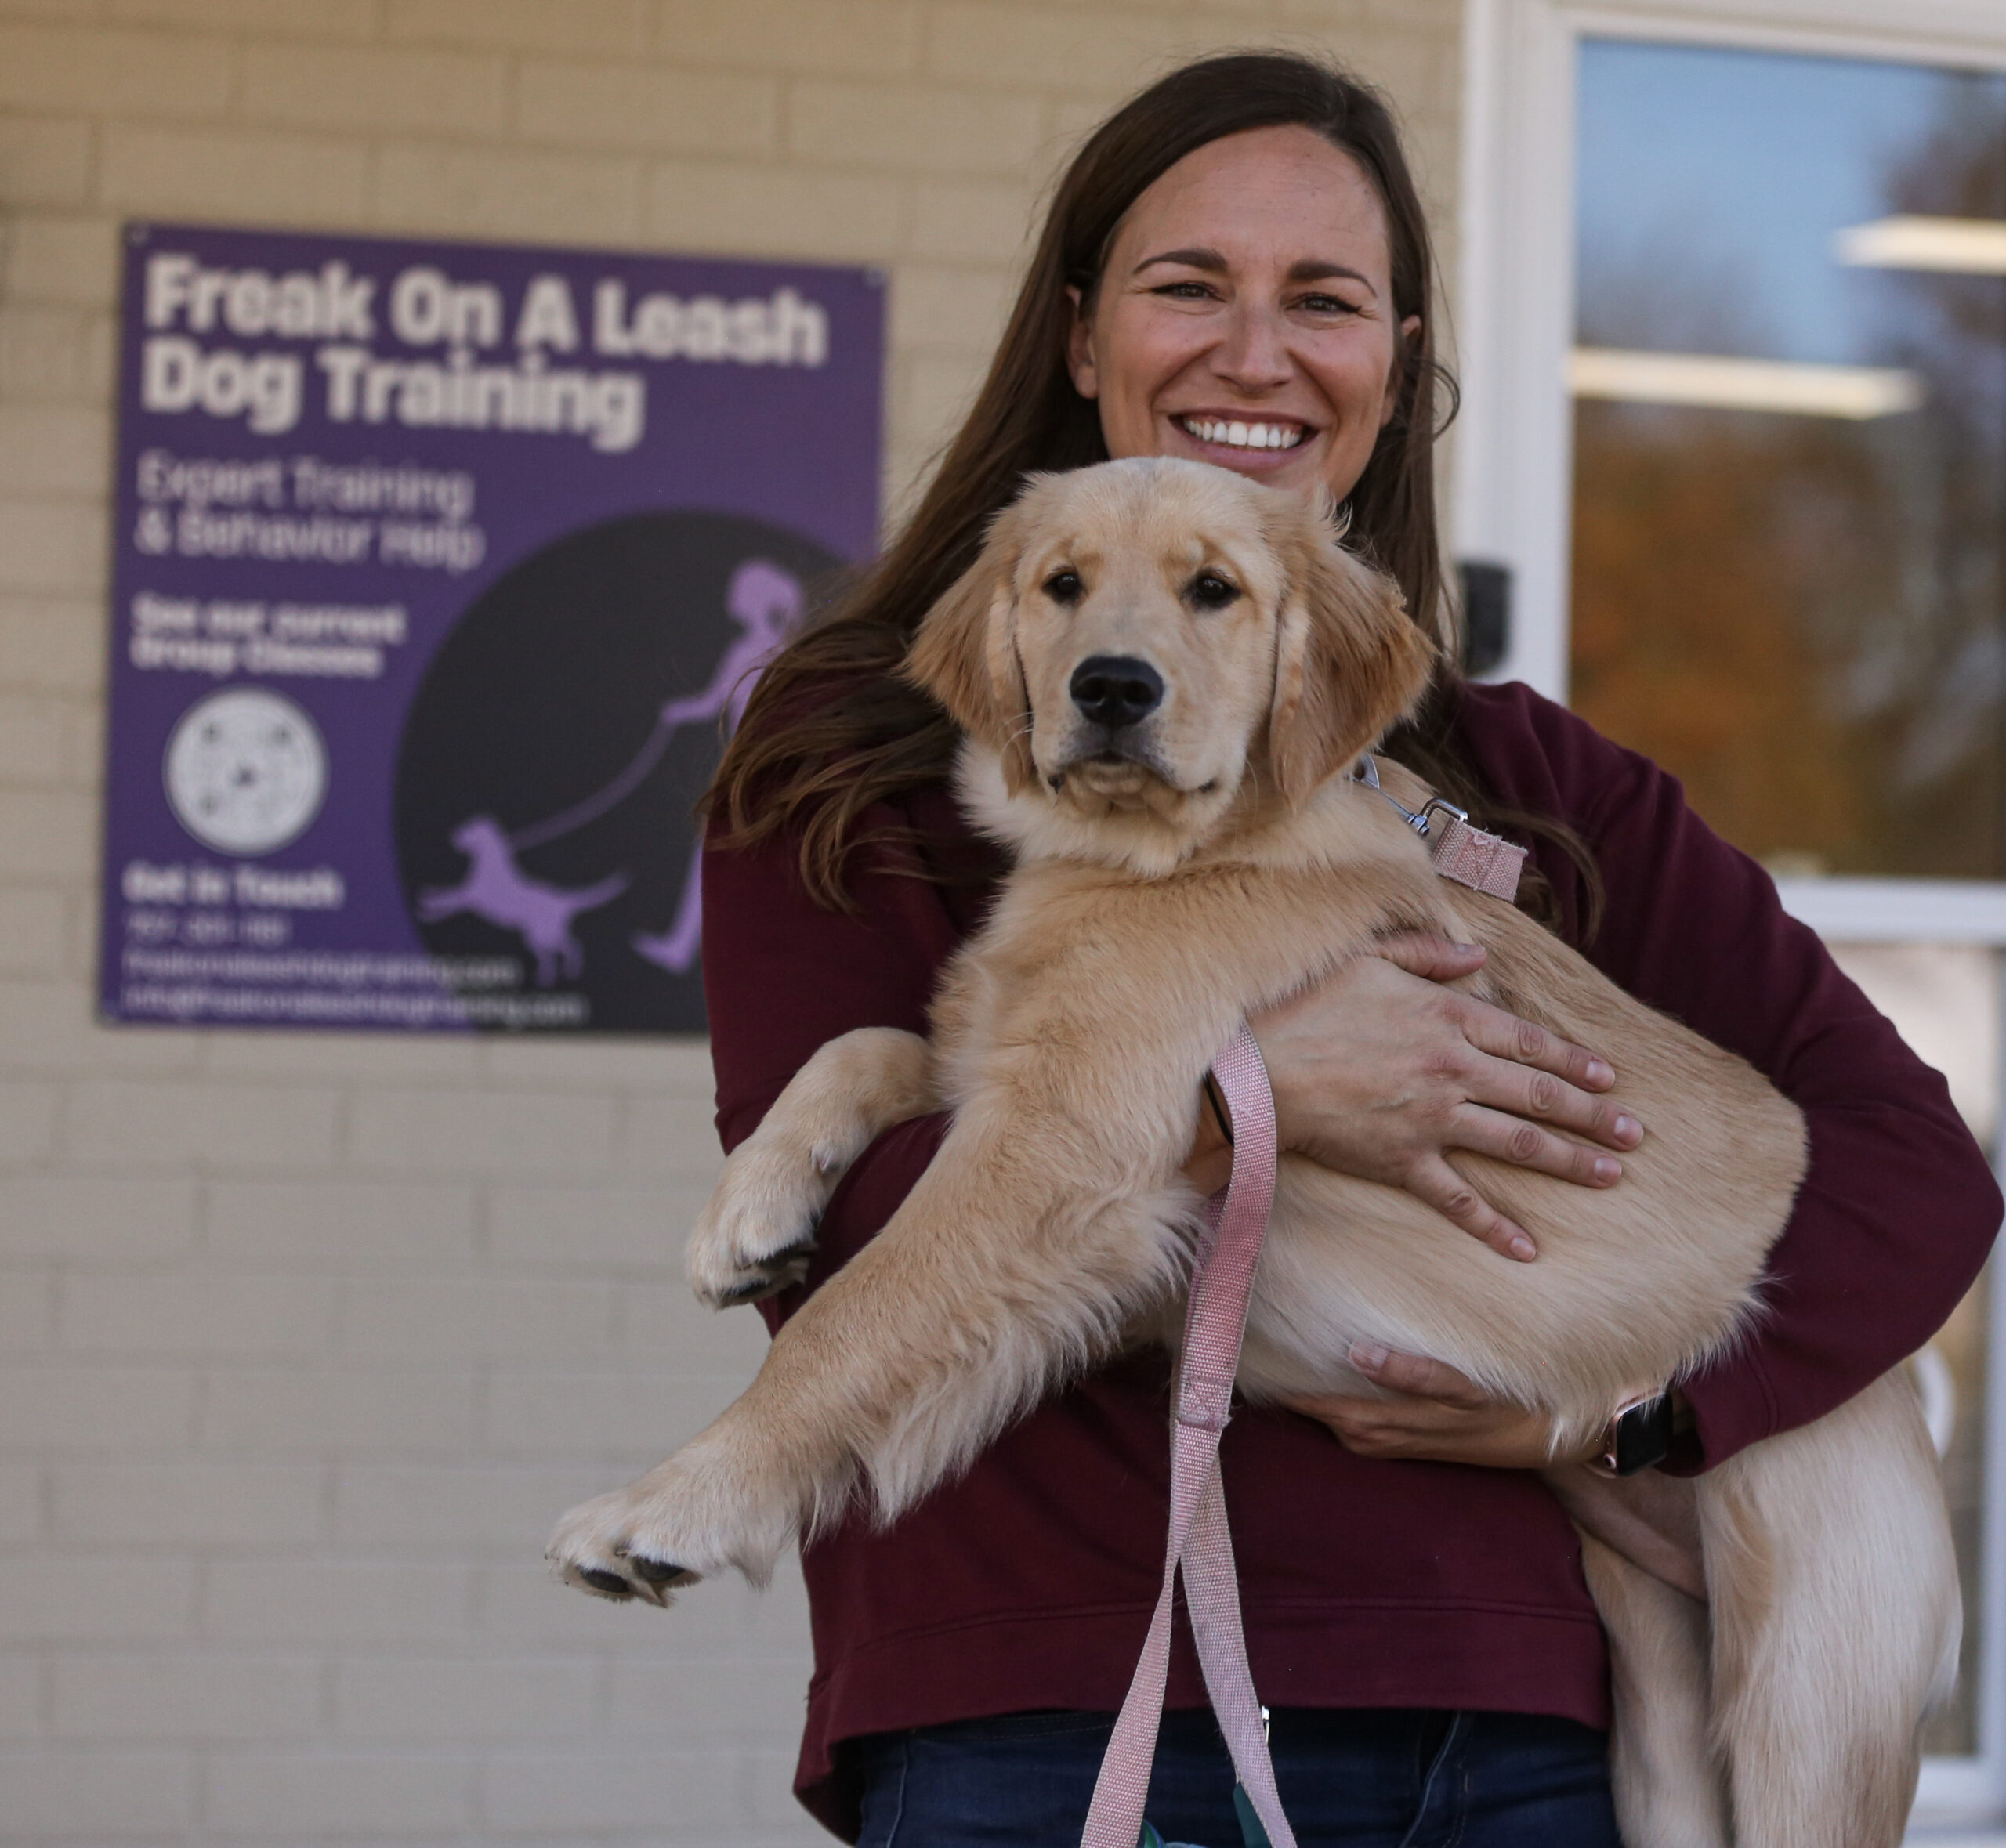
[700,53,1999,1846]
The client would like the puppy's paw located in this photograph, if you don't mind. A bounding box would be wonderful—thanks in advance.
[685,1139,835,1310]
[545,1439,799,1607]
[545,1484,703,1608]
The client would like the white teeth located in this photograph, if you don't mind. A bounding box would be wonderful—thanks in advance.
[1181,416,1305,451]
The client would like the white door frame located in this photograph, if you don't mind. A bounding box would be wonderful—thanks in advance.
[1456,0,2006,1822]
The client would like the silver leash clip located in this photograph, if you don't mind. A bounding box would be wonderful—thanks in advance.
[1354,753,1433,837]
[1416,796,1469,841]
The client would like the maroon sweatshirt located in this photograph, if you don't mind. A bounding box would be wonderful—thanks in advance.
[703,679,2001,1839]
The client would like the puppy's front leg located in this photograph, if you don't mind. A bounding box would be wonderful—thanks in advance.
[547,1101,1197,1602]
[686,1027,939,1309]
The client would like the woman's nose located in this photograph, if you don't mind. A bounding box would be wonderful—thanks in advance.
[1212,301,1293,392]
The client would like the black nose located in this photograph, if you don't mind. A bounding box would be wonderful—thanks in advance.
[1070,655,1164,730]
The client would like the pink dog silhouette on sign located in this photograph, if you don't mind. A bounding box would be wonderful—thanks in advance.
[418,816,628,985]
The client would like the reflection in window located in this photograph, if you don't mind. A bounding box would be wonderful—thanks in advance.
[1572,42,2006,879]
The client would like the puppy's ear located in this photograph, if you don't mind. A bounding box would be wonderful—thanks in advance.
[1266,501,1435,805]
[904,506,1035,794]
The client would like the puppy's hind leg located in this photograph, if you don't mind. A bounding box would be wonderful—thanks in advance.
[686,1027,939,1308]
[1704,1370,1960,1848]
[1577,1527,1728,1848]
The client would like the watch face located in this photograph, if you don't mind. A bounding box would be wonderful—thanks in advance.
[1613,1394,1675,1476]
[163,688,328,856]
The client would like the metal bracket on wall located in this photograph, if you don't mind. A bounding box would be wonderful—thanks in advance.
[1457,558,1512,678]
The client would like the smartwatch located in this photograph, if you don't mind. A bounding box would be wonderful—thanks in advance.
[1596,1391,1676,1477]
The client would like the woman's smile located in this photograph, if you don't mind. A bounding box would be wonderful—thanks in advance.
[1172,412,1312,454]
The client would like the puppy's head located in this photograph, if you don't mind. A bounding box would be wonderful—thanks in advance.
[906,457,1432,865]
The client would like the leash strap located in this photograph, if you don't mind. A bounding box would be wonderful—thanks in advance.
[1355,753,1526,902]
[1084,760,1522,1847]
[1081,1025,1297,1848]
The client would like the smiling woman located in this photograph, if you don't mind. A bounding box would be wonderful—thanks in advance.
[686,50,2000,1848]
[1065,125,1419,494]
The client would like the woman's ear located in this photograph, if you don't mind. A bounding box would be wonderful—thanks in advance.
[1380,315,1423,429]
[1266,503,1436,805]
[1066,284,1100,400]
[904,510,1036,794]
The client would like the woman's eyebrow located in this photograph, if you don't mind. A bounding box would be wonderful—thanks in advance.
[1132,246,1229,275]
[1287,258,1375,292]
[1131,248,1378,294]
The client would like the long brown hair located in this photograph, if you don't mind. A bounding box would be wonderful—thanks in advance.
[709,51,1597,933]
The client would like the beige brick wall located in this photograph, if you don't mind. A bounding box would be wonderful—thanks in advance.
[0,2,1461,1842]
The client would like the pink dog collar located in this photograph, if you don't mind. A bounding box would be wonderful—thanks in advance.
[1355,754,1526,902]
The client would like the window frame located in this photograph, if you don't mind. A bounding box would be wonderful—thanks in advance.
[1457,0,2006,1822]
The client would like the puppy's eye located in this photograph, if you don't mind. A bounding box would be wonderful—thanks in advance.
[1043,569,1084,606]
[1186,571,1240,611]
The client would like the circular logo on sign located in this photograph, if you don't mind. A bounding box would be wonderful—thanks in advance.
[163,686,328,855]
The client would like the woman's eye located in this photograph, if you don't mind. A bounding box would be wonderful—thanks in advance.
[1044,570,1084,606]
[1296,292,1362,316]
[1187,572,1240,611]
[1152,281,1216,302]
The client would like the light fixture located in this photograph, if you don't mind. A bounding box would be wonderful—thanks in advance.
[1835,215,2006,274]
[1569,347,1924,420]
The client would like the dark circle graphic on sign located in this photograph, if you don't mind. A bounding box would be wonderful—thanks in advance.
[165,686,329,855]
[394,510,844,1034]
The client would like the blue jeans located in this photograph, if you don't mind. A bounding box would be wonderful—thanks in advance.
[849,1706,1621,1846]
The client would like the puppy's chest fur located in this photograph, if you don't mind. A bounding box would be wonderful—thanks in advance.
[929,768,1504,1117]
[924,761,1809,1426]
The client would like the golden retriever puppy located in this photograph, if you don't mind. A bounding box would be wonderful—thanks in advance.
[547,458,1957,1848]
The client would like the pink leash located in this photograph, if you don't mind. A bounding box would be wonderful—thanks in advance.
[1081,1025,1296,1848]
[1081,790,1524,1848]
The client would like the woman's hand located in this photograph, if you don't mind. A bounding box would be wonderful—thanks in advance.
[1247,933,1642,1260]
[1285,1346,1603,1469]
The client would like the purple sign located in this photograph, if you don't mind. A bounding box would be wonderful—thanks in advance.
[100,222,883,1034]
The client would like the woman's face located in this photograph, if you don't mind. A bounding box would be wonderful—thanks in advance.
[1068,125,1418,503]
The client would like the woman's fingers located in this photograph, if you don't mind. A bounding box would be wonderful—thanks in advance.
[1452,1105,1625,1188]
[1347,1343,1492,1408]
[1453,1001,1642,1151]
[1370,931,1489,985]
[1281,1347,1577,1468]
[1404,1154,1537,1261]
[1454,996,1615,1092]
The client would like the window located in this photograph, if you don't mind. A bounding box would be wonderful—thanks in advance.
[1461,2,2006,1819]
[1573,40,2006,882]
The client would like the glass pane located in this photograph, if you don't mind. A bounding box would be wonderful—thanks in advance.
[1826,944,1997,1756]
[1571,41,2006,878]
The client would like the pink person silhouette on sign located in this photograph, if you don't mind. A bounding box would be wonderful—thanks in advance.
[631,559,804,973]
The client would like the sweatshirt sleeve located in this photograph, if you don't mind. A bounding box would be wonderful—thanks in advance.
[1479,687,2003,1470]
[699,790,985,1333]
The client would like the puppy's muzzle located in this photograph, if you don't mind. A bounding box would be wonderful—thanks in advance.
[1069,655,1164,732]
